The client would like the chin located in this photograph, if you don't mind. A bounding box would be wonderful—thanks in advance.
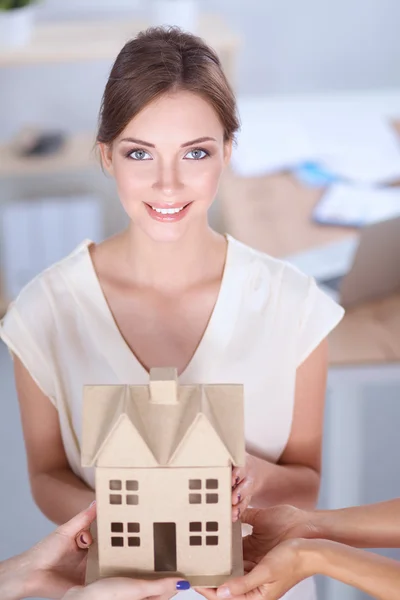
[141,220,193,244]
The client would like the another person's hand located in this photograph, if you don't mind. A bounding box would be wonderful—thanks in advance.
[231,455,258,522]
[199,538,320,600]
[63,576,188,600]
[241,506,317,567]
[20,502,95,599]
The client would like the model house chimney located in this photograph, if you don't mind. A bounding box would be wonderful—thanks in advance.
[149,367,178,405]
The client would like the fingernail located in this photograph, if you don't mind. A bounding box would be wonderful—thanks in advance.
[176,581,191,591]
[80,534,87,545]
[237,493,241,502]
[235,476,240,485]
[89,500,96,507]
[217,587,232,598]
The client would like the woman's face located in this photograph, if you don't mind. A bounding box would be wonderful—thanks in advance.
[100,90,232,243]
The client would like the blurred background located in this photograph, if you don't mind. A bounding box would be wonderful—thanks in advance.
[1,1,400,599]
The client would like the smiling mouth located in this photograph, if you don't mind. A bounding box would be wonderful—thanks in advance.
[147,203,190,215]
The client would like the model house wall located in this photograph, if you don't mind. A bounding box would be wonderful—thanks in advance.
[81,369,245,585]
[97,466,231,578]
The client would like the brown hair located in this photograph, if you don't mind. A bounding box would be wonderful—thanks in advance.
[97,26,240,145]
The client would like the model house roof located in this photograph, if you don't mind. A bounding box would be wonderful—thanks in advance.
[81,368,245,469]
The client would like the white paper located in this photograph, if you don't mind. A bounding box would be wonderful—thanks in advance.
[313,183,400,227]
[231,103,314,176]
[232,91,400,184]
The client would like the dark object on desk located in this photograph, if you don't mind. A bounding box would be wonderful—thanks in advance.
[19,132,66,157]
[11,127,66,157]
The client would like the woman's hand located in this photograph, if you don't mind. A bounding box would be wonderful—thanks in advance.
[241,506,317,567]
[21,502,96,599]
[63,577,188,600]
[199,538,316,600]
[231,455,258,522]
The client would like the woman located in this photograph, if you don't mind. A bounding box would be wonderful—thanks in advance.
[0,26,343,600]
[202,501,400,600]
[0,502,188,600]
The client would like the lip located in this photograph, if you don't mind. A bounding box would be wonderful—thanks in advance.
[144,201,192,223]
[146,202,189,210]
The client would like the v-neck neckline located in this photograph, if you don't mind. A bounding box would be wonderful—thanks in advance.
[78,234,237,382]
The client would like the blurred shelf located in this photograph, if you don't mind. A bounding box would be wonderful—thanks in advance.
[0,131,97,178]
[0,15,241,67]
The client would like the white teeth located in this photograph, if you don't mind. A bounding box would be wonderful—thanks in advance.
[151,206,185,215]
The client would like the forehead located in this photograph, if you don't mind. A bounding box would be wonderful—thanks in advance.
[121,90,224,142]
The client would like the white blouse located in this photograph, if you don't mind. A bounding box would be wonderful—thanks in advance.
[0,234,344,600]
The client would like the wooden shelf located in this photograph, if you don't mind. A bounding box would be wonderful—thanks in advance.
[0,15,241,67]
[0,131,97,178]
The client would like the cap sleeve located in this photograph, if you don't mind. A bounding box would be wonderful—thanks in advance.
[0,276,57,406]
[297,277,345,367]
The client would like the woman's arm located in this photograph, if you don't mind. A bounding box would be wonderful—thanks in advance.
[249,339,327,510]
[239,501,400,561]
[309,540,400,600]
[13,356,94,525]
[0,554,30,600]
[310,499,400,548]
[211,539,400,600]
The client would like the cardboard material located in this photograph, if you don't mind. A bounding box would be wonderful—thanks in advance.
[82,367,245,587]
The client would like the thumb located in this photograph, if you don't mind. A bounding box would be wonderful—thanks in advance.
[132,577,190,600]
[216,563,268,599]
[57,501,97,539]
[240,508,260,528]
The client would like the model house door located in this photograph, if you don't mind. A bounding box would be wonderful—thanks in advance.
[153,523,177,571]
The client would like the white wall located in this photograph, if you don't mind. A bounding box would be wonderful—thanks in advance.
[1,0,400,140]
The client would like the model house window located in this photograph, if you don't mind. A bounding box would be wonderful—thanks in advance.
[109,480,139,505]
[110,522,141,547]
[189,521,219,546]
[188,479,219,504]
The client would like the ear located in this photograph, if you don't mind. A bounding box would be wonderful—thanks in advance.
[223,139,233,165]
[98,142,114,175]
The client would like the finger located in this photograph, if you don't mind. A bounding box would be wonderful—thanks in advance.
[75,528,93,549]
[232,495,252,522]
[133,577,190,599]
[216,563,269,599]
[195,587,219,600]
[233,478,254,502]
[243,560,257,573]
[235,495,252,514]
[232,467,242,488]
[240,508,261,527]
[57,501,97,539]
[232,505,240,523]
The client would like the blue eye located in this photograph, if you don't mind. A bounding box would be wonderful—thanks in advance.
[185,148,209,160]
[128,149,152,160]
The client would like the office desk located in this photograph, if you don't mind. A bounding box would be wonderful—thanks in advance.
[219,167,400,600]
[218,168,400,366]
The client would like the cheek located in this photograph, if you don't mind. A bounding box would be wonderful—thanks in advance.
[113,160,153,197]
[184,160,224,195]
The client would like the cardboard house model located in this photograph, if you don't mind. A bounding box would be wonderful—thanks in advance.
[81,367,245,587]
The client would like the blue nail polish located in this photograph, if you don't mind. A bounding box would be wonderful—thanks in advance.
[176,580,191,591]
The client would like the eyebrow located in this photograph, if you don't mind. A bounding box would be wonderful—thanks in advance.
[120,136,217,148]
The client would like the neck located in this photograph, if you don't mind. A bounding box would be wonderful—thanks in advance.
[120,222,226,292]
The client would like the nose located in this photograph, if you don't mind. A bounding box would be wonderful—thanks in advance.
[152,159,184,197]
